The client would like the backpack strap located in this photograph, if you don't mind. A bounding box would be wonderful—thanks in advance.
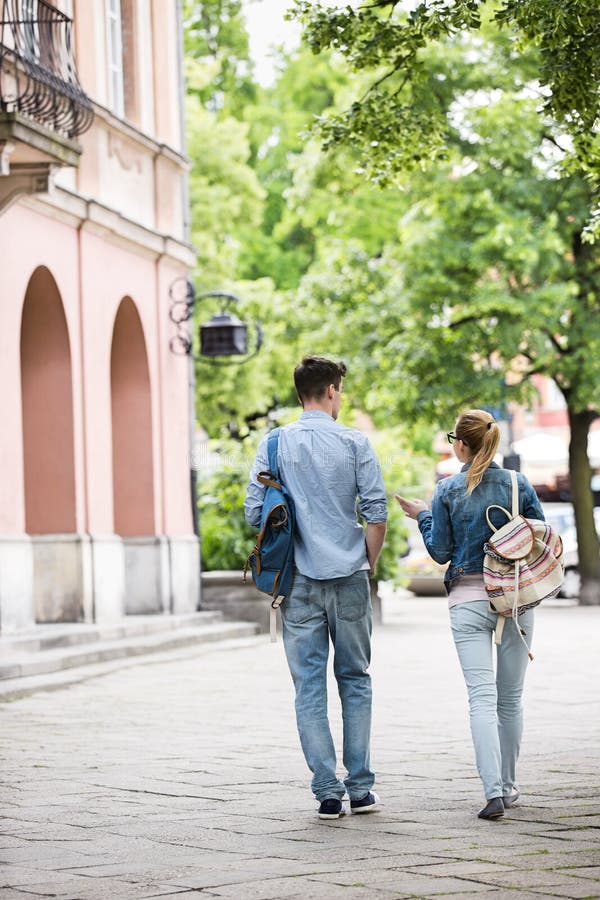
[494,470,533,661]
[494,615,506,646]
[267,428,280,479]
[510,469,519,518]
[257,472,281,490]
[267,428,281,644]
[485,469,520,531]
[486,505,511,531]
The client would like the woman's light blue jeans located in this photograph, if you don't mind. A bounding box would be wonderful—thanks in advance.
[449,600,534,800]
[281,569,374,803]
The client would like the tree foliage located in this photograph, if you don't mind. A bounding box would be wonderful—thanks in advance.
[183,0,256,112]
[186,90,265,286]
[291,0,600,236]
[287,9,600,599]
[184,0,600,598]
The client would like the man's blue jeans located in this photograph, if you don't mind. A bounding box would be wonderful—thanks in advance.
[281,569,374,802]
[449,600,534,800]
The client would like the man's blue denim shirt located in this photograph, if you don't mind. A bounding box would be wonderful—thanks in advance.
[417,461,544,591]
[244,410,387,580]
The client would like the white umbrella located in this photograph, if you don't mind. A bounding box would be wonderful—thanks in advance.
[436,455,463,476]
[588,430,600,467]
[512,433,568,464]
[436,452,504,478]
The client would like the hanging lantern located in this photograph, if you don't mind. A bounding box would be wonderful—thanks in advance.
[199,311,248,357]
[168,284,261,363]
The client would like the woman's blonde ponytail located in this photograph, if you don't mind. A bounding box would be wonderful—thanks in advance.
[454,410,500,493]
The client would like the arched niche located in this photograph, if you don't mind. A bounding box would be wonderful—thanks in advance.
[20,266,76,534]
[111,297,155,536]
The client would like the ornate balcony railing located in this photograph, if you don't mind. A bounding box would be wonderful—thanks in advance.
[0,0,93,139]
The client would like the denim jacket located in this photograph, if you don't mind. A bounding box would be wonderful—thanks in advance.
[417,462,545,591]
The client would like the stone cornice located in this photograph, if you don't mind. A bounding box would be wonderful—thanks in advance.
[91,102,190,170]
[22,188,196,266]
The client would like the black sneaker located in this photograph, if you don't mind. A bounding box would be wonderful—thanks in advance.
[502,788,520,808]
[318,798,345,819]
[350,791,380,814]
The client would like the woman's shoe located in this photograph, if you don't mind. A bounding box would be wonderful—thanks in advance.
[478,797,505,820]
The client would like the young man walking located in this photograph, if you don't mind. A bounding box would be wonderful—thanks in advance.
[244,356,387,819]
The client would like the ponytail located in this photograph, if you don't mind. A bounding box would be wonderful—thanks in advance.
[454,410,500,494]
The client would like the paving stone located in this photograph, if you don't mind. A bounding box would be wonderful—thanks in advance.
[0,876,187,899]
[525,886,600,899]
[466,868,600,892]
[403,860,515,876]
[559,867,600,881]
[0,891,40,900]
[458,894,568,900]
[0,595,598,899]
[201,875,402,898]
[313,868,508,893]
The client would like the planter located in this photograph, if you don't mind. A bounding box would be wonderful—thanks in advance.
[201,570,383,633]
[405,574,446,597]
[201,570,272,633]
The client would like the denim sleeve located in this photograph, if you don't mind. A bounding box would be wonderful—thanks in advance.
[519,475,545,521]
[417,484,453,564]
[243,435,270,529]
[356,437,388,523]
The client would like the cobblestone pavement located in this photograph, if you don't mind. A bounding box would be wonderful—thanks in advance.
[0,594,599,900]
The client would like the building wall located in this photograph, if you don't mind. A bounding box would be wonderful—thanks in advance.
[72,0,186,237]
[0,0,199,631]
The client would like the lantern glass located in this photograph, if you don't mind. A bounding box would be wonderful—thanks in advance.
[199,312,248,357]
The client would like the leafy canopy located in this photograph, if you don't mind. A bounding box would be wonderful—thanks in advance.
[291,0,600,235]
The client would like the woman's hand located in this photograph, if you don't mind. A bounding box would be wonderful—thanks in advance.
[395,495,429,520]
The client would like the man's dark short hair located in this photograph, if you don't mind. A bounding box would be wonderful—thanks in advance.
[294,356,347,404]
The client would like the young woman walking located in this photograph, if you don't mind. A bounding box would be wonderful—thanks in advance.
[396,409,545,820]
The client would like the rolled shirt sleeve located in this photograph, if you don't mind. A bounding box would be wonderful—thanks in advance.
[356,436,388,524]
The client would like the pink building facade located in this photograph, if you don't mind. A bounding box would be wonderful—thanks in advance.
[0,0,199,632]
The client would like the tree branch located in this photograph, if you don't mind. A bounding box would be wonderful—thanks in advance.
[448,310,510,329]
[542,132,568,155]
[361,64,402,100]
[546,331,569,355]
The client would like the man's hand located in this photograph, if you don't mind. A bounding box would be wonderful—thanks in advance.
[366,521,387,575]
[395,495,429,520]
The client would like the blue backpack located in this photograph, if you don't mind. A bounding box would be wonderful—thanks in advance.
[243,428,295,639]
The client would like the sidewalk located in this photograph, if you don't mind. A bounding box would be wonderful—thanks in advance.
[0,593,599,899]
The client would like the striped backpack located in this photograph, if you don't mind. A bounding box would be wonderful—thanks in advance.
[482,469,564,658]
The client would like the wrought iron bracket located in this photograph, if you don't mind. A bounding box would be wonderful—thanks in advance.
[168,278,263,364]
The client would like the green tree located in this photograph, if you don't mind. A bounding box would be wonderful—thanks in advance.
[289,4,600,602]
[183,36,409,437]
[385,126,600,604]
[183,2,514,587]
[291,0,600,231]
[183,11,301,438]
[238,48,352,289]
[183,0,257,113]
[186,91,265,286]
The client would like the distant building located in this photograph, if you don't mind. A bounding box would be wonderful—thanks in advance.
[0,0,199,632]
